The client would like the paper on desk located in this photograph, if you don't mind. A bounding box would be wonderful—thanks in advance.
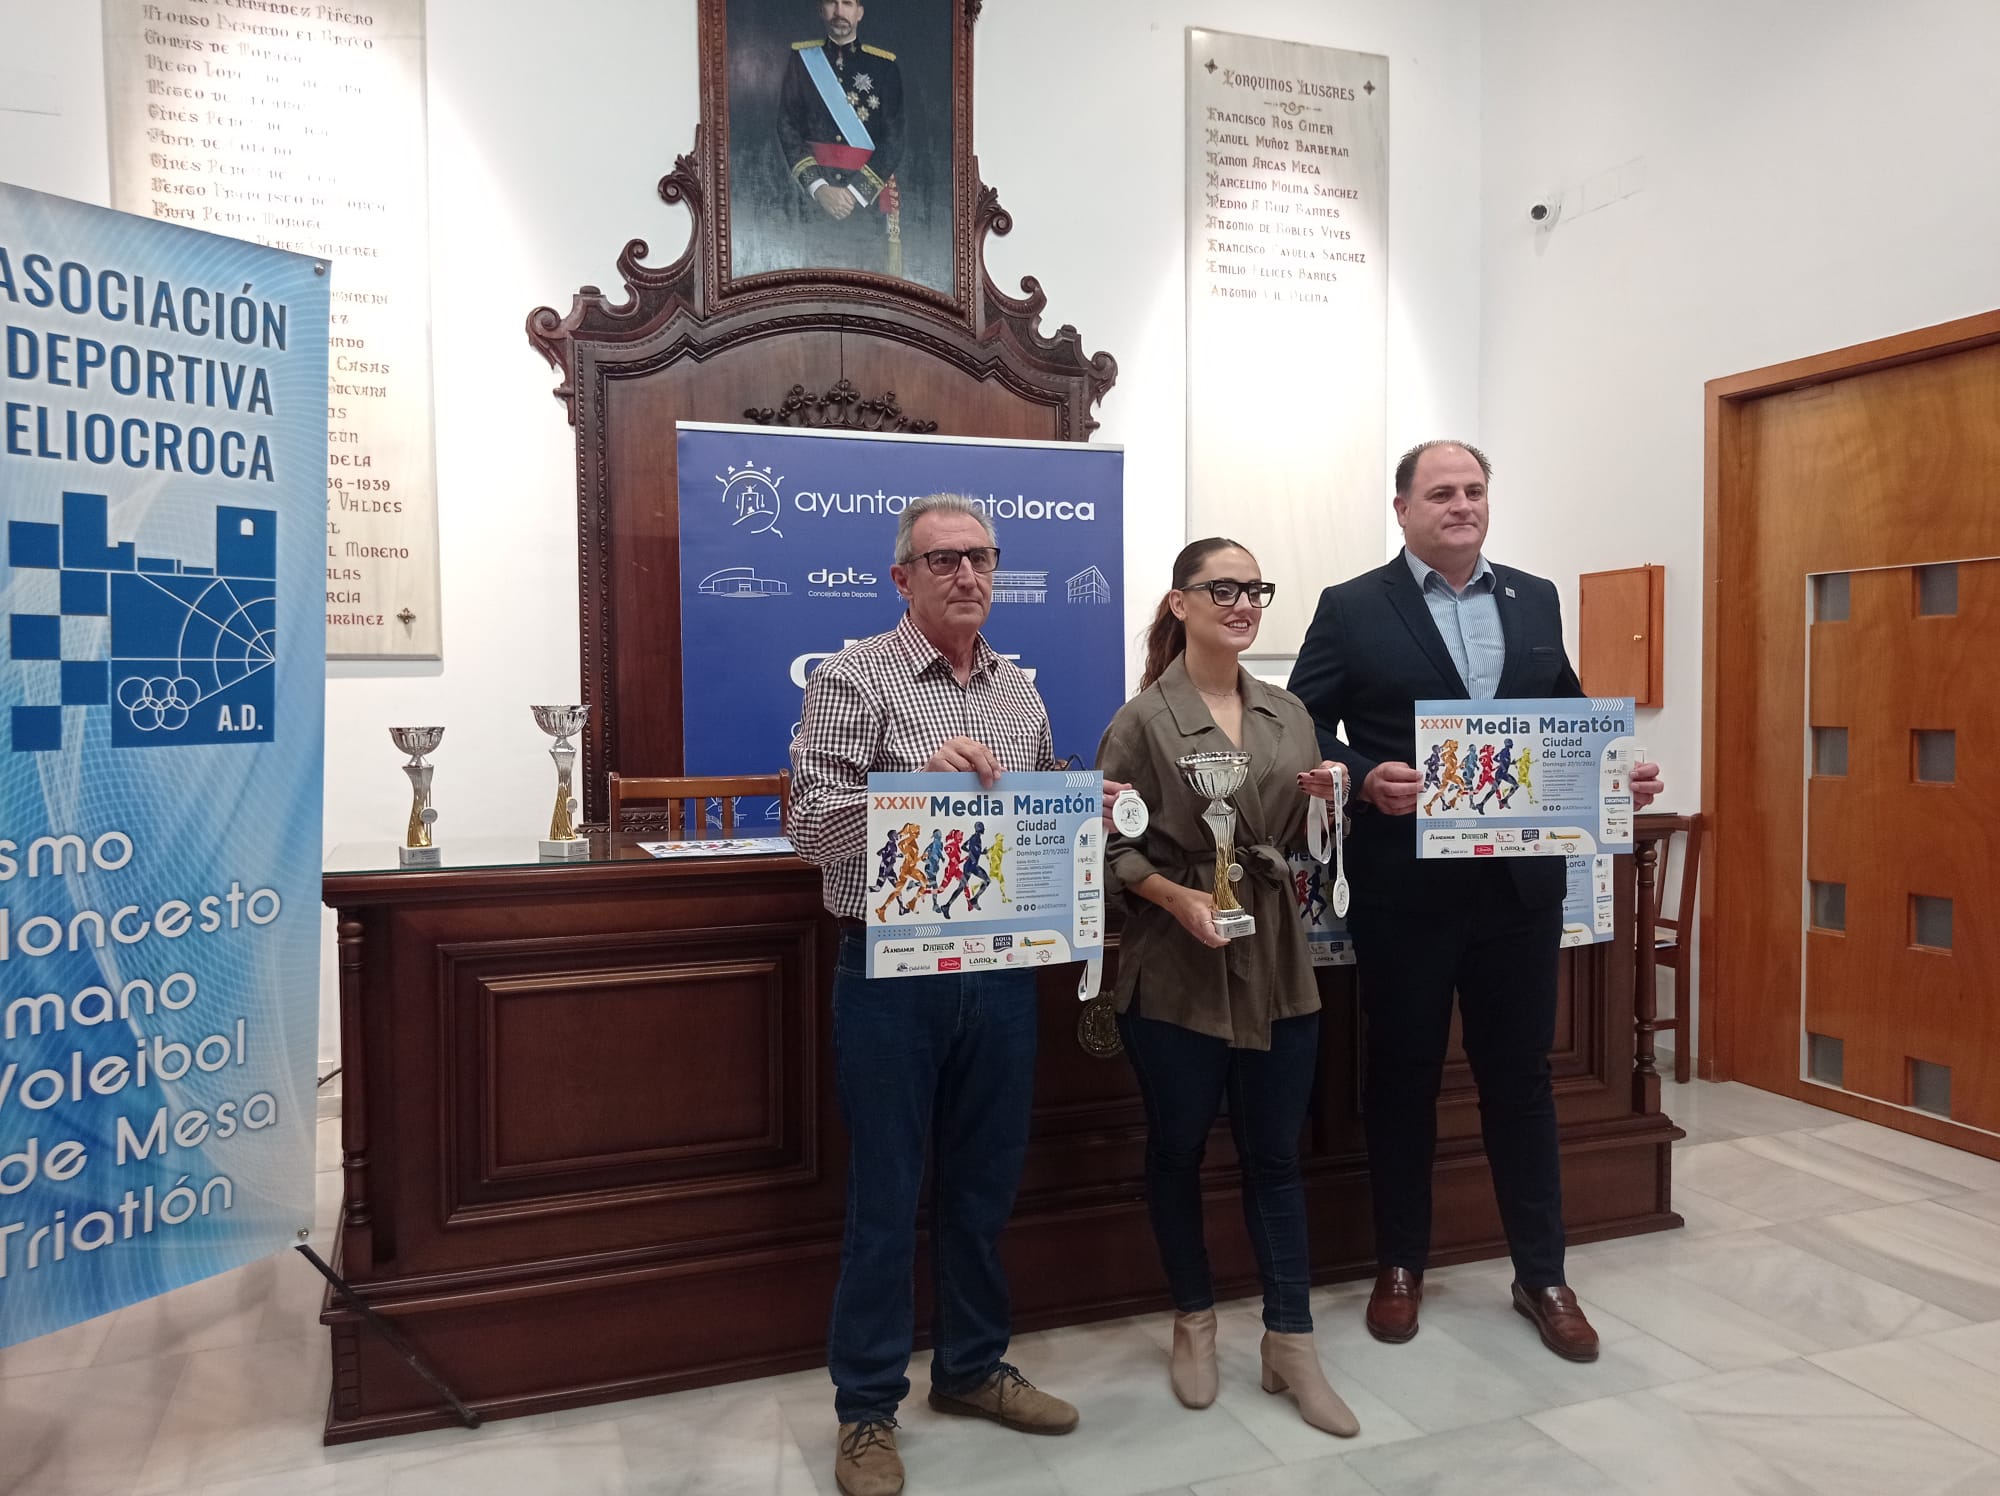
[639,836,794,859]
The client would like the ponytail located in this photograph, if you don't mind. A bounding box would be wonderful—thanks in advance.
[1136,536,1255,691]
[1139,595,1186,691]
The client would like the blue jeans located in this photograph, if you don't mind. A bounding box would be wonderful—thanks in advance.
[1118,995,1321,1333]
[827,930,1039,1424]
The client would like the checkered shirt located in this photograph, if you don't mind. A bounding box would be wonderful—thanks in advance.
[788,612,1060,918]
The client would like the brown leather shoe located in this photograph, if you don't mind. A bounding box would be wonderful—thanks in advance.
[1511,1282,1600,1362]
[929,1364,1079,1434]
[835,1419,904,1496]
[1365,1267,1422,1343]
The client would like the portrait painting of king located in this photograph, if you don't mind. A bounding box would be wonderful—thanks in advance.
[724,0,956,297]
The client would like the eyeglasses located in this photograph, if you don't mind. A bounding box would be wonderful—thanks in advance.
[1184,578,1276,607]
[908,546,1001,577]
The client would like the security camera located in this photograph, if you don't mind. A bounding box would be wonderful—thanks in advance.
[1529,190,1563,226]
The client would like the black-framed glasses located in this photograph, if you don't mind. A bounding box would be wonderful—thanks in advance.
[910,546,1001,577]
[1184,578,1276,608]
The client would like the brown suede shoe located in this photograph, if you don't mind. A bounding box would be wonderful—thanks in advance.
[835,1419,904,1496]
[1512,1282,1600,1362]
[929,1364,1079,1434]
[1365,1267,1423,1344]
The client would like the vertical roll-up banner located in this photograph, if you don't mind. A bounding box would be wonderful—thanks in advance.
[0,185,328,1346]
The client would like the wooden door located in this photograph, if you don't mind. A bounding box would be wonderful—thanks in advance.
[1704,310,2000,1156]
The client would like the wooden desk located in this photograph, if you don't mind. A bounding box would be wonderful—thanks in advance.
[321,836,1681,1442]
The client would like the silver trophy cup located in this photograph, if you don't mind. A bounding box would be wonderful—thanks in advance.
[531,704,592,860]
[1176,749,1256,940]
[389,726,445,867]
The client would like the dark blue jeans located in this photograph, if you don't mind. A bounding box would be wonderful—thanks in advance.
[828,930,1040,1424]
[1118,995,1321,1333]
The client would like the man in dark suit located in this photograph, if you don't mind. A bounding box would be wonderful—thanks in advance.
[1288,440,1663,1362]
[776,0,905,275]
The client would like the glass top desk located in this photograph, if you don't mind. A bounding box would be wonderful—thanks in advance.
[323,833,800,878]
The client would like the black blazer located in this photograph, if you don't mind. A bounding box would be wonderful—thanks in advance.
[1287,554,1585,912]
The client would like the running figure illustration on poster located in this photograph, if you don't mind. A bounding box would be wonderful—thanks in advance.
[932,827,966,915]
[987,830,1011,904]
[921,827,945,894]
[868,826,900,890]
[876,822,927,921]
[937,820,992,916]
[1423,738,1463,815]
[1514,748,1537,804]
[1475,737,1519,812]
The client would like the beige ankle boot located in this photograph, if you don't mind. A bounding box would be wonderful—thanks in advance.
[1259,1331,1360,1437]
[1170,1310,1218,1408]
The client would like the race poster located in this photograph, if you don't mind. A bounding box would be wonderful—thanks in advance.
[863,770,1104,978]
[1414,697,1639,860]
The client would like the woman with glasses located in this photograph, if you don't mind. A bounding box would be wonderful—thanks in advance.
[1094,537,1359,1438]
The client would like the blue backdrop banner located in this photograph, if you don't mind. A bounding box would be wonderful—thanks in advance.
[676,425,1126,801]
[0,185,327,1346]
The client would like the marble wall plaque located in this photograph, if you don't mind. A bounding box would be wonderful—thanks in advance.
[1185,29,1387,651]
[103,0,443,659]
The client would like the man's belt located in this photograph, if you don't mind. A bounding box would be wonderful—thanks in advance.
[809,140,873,171]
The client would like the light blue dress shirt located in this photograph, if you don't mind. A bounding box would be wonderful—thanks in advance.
[1404,548,1505,699]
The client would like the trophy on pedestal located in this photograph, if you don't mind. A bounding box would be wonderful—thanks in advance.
[389,726,445,867]
[530,705,592,860]
[1176,749,1257,941]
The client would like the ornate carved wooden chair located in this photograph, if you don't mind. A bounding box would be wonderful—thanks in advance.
[607,771,791,838]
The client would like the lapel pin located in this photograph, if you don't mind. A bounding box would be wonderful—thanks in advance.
[1504,587,1516,598]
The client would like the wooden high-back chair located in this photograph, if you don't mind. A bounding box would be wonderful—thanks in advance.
[1636,812,1705,1084]
[606,771,792,838]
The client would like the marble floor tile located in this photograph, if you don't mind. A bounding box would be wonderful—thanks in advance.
[1658,1185,1767,1238]
[1673,1139,1893,1222]
[1347,1417,1621,1496]
[1812,1335,2000,1455]
[375,1419,632,1496]
[1656,1079,1847,1143]
[1809,1120,2000,1192]
[1191,1454,1382,1495]
[1771,1199,2000,1321]
[193,1463,395,1496]
[1559,1257,1813,1371]
[1530,1359,2000,1495]
[1937,1189,2000,1228]
[257,1248,333,1341]
[0,1352,188,1496]
[1735,1129,1974,1204]
[616,1386,816,1496]
[1920,1320,2000,1378]
[1579,1227,1967,1369]
[0,1308,116,1379]
[131,1331,335,1493]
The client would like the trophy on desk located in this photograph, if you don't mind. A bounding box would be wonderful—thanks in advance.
[531,704,592,860]
[1176,749,1256,941]
[389,726,445,867]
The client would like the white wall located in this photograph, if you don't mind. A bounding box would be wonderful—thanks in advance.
[2,0,1484,1059]
[1478,0,2000,809]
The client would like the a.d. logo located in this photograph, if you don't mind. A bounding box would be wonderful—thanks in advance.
[8,492,276,751]
[716,461,784,538]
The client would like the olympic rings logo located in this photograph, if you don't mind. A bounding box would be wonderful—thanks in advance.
[116,675,201,731]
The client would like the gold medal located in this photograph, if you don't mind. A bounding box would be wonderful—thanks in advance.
[1077,996,1123,1058]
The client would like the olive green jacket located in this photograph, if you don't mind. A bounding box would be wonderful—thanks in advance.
[1095,655,1323,1049]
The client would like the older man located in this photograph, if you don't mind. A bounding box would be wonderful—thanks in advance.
[789,494,1095,1496]
[1288,441,1663,1364]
